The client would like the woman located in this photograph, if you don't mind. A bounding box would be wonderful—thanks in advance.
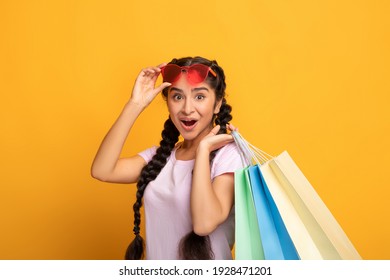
[91,56,243,260]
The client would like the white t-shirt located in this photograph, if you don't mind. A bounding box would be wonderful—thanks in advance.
[138,142,244,260]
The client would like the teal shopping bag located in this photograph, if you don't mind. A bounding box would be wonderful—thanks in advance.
[234,167,264,260]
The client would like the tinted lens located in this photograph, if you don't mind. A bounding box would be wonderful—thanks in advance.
[187,64,209,83]
[161,64,182,83]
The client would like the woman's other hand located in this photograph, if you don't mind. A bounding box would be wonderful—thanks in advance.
[129,63,171,109]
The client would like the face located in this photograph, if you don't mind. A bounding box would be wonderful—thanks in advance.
[167,74,222,143]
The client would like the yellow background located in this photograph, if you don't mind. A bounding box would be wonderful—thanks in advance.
[1,0,389,260]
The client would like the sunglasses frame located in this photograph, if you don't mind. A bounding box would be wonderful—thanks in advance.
[160,64,217,84]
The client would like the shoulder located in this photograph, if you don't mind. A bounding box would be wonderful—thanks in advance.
[137,144,179,163]
[137,146,158,163]
[215,142,242,160]
[211,142,245,178]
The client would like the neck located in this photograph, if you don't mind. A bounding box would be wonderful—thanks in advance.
[176,124,214,160]
[181,125,213,151]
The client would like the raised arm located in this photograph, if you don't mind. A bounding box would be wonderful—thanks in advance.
[190,125,236,235]
[91,65,171,184]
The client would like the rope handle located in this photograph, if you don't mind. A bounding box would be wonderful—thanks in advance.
[231,131,273,166]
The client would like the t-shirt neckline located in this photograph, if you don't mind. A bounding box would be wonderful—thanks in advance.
[172,144,195,165]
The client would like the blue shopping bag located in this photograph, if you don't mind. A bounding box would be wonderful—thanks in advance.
[248,165,299,260]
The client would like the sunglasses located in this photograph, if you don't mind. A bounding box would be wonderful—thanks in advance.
[160,64,217,84]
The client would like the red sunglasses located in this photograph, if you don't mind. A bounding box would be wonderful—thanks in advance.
[160,64,217,84]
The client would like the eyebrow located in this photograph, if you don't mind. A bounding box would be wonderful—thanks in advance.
[169,87,210,93]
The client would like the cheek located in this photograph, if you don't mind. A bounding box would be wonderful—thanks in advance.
[201,101,218,115]
[167,102,182,125]
[167,100,177,114]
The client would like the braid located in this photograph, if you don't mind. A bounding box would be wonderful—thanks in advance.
[179,100,233,260]
[211,98,232,161]
[125,117,179,260]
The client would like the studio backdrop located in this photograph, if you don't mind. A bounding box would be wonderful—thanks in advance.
[1,0,389,259]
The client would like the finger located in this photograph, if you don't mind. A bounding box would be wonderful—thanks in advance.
[228,123,238,132]
[150,68,164,83]
[213,133,233,142]
[143,66,162,73]
[143,68,158,75]
[142,68,161,82]
[157,62,168,68]
[209,125,221,135]
[208,134,234,151]
[154,82,172,93]
[140,68,153,77]
[150,66,163,73]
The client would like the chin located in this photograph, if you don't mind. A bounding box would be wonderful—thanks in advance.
[179,131,198,141]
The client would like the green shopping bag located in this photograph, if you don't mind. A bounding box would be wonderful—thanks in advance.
[234,167,264,260]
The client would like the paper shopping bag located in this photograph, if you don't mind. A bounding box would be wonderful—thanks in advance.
[259,159,326,259]
[232,131,362,260]
[265,151,362,259]
[234,167,264,260]
[248,165,299,260]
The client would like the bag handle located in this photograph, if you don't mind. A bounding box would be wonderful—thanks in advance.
[231,131,273,166]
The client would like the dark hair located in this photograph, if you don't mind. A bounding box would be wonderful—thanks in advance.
[125,56,232,260]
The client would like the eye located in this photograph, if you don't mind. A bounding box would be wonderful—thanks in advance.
[195,94,205,100]
[172,94,183,100]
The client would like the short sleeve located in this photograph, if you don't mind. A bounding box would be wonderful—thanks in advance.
[211,142,245,179]
[138,146,158,163]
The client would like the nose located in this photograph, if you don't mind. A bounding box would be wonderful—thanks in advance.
[182,98,195,115]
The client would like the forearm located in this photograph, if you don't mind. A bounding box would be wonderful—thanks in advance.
[191,147,224,235]
[91,101,144,179]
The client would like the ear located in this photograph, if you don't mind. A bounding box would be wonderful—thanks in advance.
[213,99,222,114]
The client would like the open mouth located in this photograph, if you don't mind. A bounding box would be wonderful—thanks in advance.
[182,120,197,126]
[180,119,198,130]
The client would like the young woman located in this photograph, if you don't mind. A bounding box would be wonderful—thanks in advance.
[91,56,243,260]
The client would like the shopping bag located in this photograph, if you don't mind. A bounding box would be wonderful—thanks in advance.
[234,132,297,260]
[265,151,362,259]
[232,131,362,260]
[259,158,326,259]
[248,165,299,260]
[234,167,265,260]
